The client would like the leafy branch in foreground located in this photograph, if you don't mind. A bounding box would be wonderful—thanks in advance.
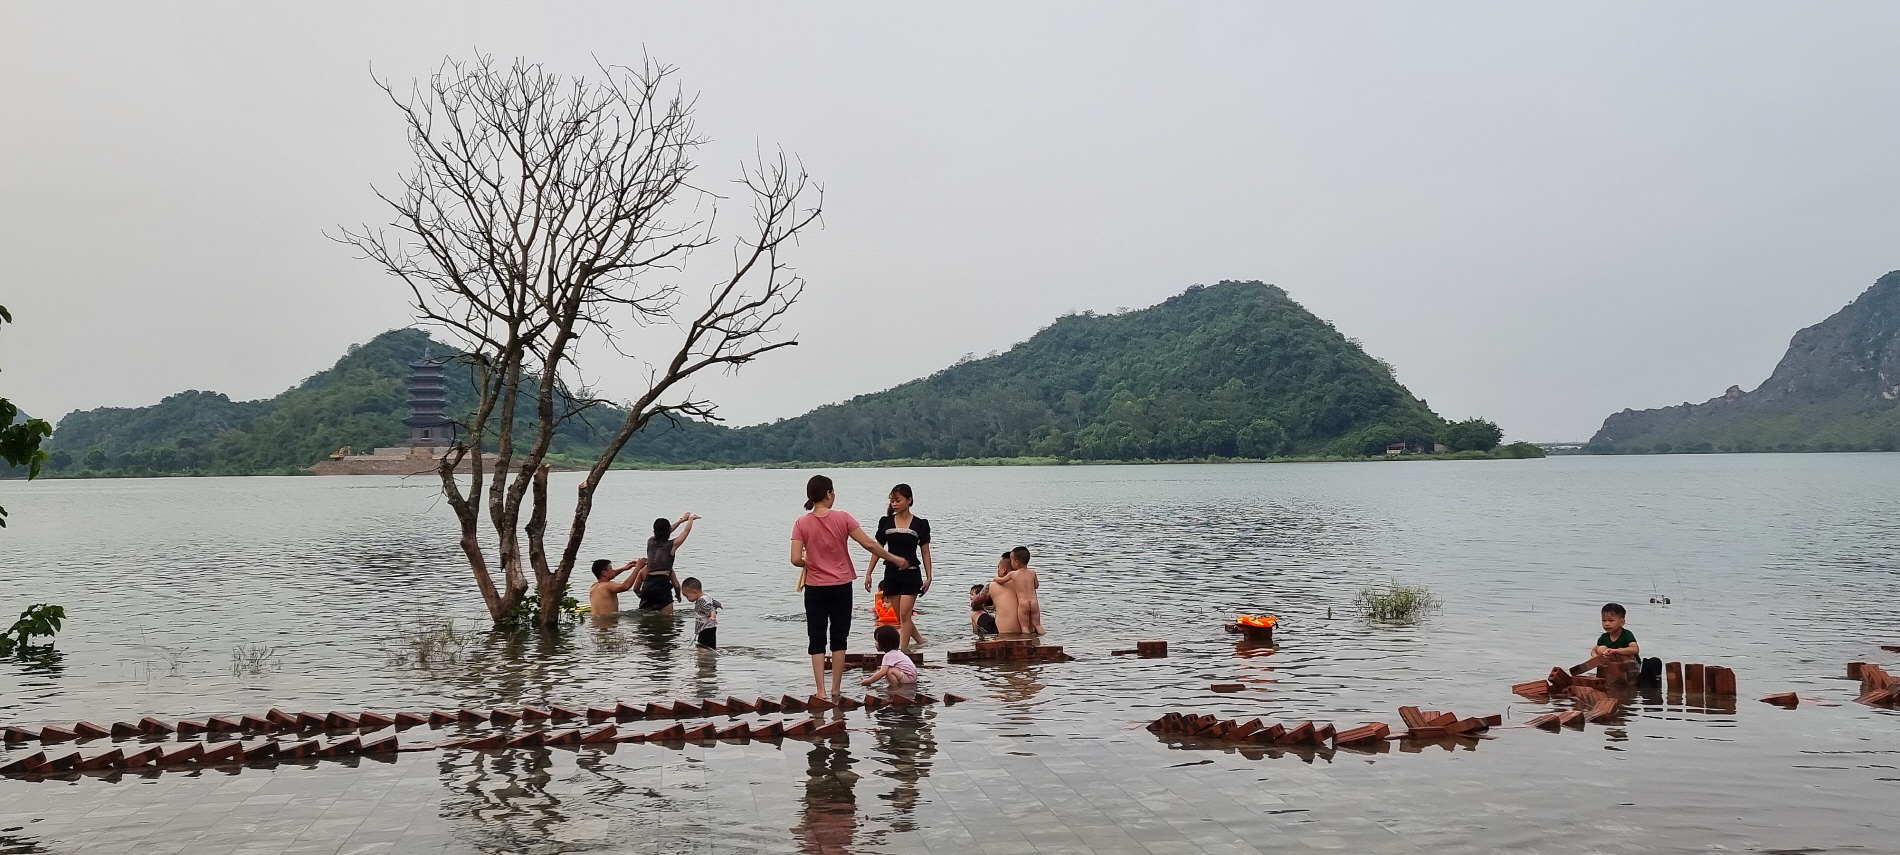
[0,304,55,527]
[0,603,66,655]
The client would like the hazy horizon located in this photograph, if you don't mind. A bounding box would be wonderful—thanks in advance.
[6,2,1899,441]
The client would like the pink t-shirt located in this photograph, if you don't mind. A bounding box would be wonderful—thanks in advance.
[792,509,861,587]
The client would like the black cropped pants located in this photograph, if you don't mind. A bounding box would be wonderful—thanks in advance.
[804,583,853,655]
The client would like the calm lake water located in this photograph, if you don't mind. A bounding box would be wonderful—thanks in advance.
[1,455,1897,853]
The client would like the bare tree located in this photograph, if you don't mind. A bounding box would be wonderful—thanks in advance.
[338,55,818,629]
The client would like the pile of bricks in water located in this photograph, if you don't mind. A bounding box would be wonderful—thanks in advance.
[1146,705,1498,754]
[0,692,968,779]
[1848,662,1899,706]
[826,651,925,670]
[1664,662,1738,695]
[946,638,1074,663]
[1109,641,1168,657]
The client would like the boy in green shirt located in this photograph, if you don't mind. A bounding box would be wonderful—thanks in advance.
[1592,602,1641,660]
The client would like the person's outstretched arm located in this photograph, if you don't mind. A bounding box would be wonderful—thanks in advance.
[860,664,891,686]
[672,513,697,548]
[849,526,908,569]
[612,558,647,593]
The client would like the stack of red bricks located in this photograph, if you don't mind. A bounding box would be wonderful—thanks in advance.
[828,651,924,670]
[1147,713,1384,747]
[1849,662,1898,706]
[1396,706,1499,738]
[1665,662,1737,695]
[946,638,1073,663]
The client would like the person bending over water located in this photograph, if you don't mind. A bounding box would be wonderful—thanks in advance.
[860,625,918,690]
[791,474,911,699]
[588,558,646,616]
[864,483,932,651]
[634,512,697,614]
[990,546,1043,635]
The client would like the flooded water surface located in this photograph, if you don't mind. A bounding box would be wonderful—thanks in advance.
[1,455,1897,853]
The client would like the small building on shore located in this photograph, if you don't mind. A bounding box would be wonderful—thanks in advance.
[307,357,497,476]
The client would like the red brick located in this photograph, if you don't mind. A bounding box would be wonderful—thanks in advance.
[1479,713,1502,728]
[357,712,395,729]
[781,719,816,736]
[1665,661,1683,691]
[320,737,362,756]
[240,715,273,731]
[428,711,457,726]
[1211,683,1244,693]
[458,734,503,750]
[1711,666,1738,696]
[679,724,717,741]
[158,743,204,766]
[1332,723,1389,745]
[266,708,297,727]
[752,721,785,740]
[1398,706,1428,730]
[1276,722,1319,744]
[202,741,244,764]
[241,742,278,763]
[490,709,522,725]
[865,696,887,710]
[582,725,618,743]
[1684,663,1705,693]
[122,746,163,768]
[1445,718,1484,735]
[39,725,78,743]
[1759,692,1798,708]
[805,696,835,711]
[393,712,429,729]
[77,749,124,771]
[587,705,618,721]
[1848,662,1865,680]
[4,726,37,743]
[281,739,321,758]
[551,705,586,722]
[520,707,551,722]
[361,736,398,754]
[1558,710,1585,728]
[40,752,79,773]
[835,696,863,711]
[1252,723,1287,743]
[1220,718,1265,740]
[725,697,757,714]
[1137,641,1168,658]
[504,731,544,748]
[780,695,807,713]
[812,720,846,736]
[714,723,751,740]
[1426,712,1457,728]
[206,716,243,734]
[1547,667,1573,691]
[701,699,730,716]
[645,723,687,741]
[1586,699,1618,722]
[326,712,360,729]
[944,694,968,705]
[1528,714,1562,730]
[110,722,143,738]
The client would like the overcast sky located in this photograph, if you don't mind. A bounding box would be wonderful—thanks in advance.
[4,2,1898,441]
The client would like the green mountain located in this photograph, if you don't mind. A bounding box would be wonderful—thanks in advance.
[40,281,1450,476]
[1587,271,1900,454]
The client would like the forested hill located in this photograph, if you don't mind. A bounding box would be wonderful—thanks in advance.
[37,281,1449,476]
[684,281,1446,462]
[1586,270,1900,454]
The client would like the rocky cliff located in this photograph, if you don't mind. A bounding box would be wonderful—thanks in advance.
[1588,270,1900,453]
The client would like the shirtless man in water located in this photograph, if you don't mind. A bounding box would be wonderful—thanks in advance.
[589,558,646,616]
[989,546,1044,635]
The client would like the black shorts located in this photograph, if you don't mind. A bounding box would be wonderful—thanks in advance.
[697,627,717,649]
[975,612,997,634]
[883,564,924,597]
[636,577,673,611]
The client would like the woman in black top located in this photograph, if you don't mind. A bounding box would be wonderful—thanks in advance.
[633,512,697,615]
[864,483,932,650]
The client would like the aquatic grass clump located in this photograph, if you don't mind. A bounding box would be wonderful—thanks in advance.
[1355,582,1442,623]
[385,619,473,669]
[230,644,281,677]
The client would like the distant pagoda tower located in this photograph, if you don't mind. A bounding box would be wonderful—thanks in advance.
[402,356,453,447]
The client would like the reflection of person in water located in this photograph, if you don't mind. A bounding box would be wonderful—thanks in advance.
[792,733,858,854]
[867,704,937,833]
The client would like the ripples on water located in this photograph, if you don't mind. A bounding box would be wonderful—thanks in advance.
[1,455,1898,852]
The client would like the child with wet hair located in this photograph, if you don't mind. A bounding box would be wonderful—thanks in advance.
[861,625,918,689]
[991,546,1044,635]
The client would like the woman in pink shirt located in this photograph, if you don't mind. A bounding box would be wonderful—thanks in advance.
[791,474,911,699]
